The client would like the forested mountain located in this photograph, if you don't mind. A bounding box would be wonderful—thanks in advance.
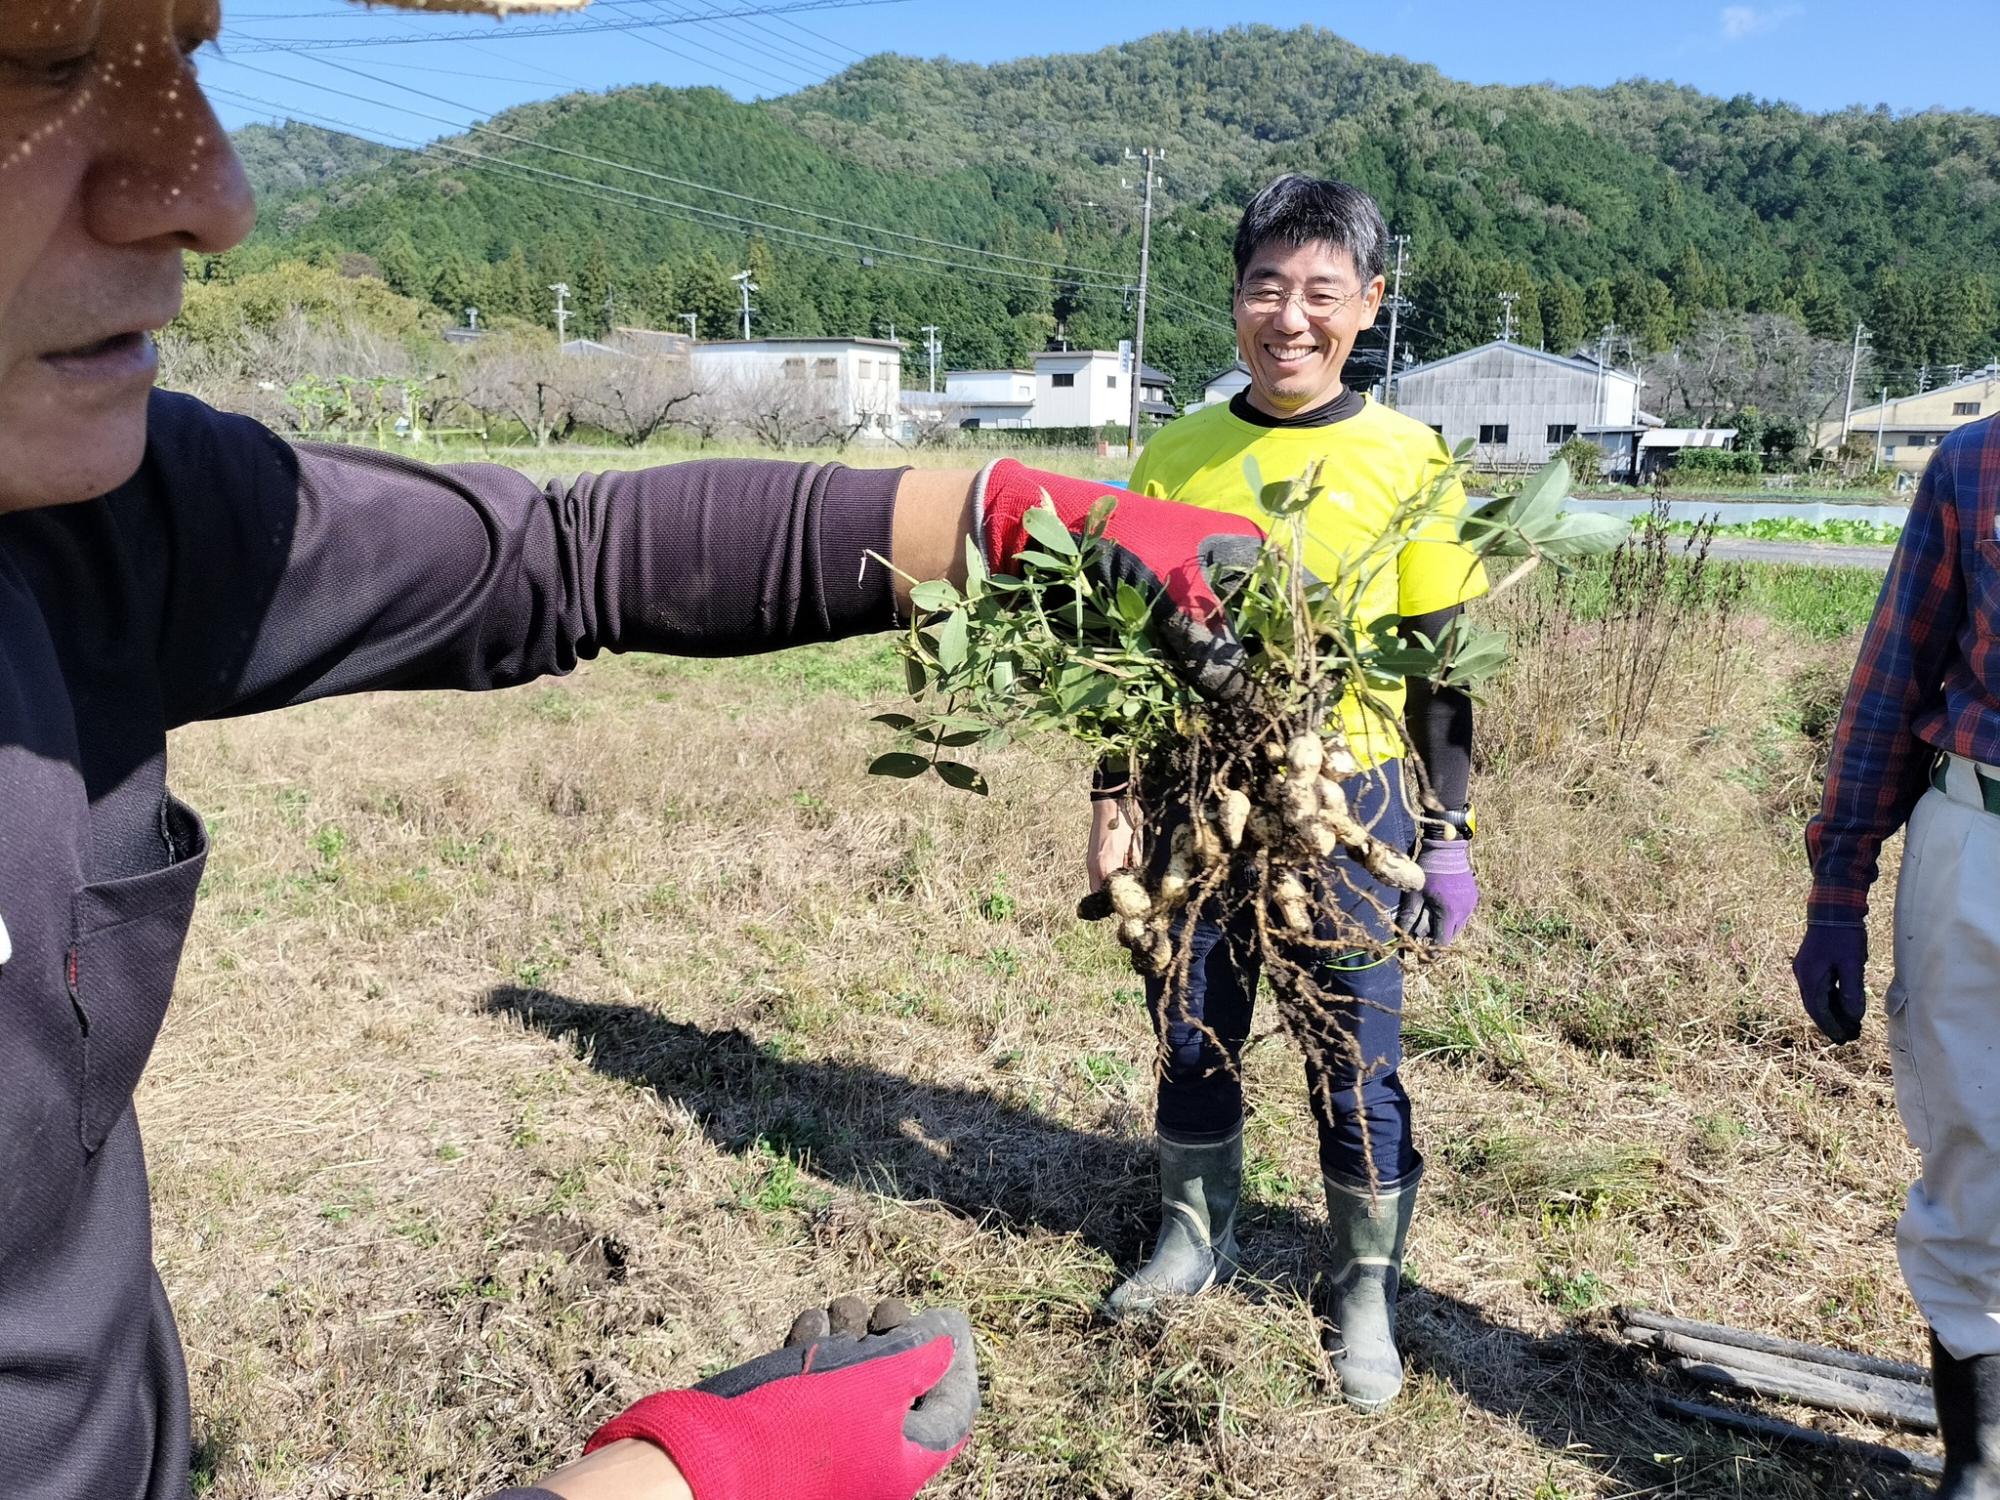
[232,122,404,200]
[225,24,2000,394]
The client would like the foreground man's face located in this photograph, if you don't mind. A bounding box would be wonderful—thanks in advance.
[0,0,252,512]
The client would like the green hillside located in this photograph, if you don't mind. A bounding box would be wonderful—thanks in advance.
[232,122,403,200]
[229,24,2000,392]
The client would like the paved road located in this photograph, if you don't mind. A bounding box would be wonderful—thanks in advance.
[1685,537,1896,571]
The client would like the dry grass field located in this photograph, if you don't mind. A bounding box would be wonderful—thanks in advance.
[147,500,1926,1498]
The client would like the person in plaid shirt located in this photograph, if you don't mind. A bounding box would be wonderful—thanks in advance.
[1796,412,2000,1496]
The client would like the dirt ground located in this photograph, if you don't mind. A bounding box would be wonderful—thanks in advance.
[148,564,1935,1499]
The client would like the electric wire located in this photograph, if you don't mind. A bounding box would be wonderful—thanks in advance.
[227,0,911,53]
[208,85,1187,315]
[223,50,1140,291]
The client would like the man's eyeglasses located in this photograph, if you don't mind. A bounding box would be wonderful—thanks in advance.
[1236,284,1362,319]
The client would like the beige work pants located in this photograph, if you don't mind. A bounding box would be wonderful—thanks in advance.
[1890,753,2000,1358]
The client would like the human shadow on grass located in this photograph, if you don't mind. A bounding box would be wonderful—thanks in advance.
[485,985,1930,1499]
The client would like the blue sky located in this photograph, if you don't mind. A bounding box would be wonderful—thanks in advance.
[206,0,2000,142]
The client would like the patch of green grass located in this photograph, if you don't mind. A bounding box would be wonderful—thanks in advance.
[737,1137,827,1215]
[1075,1050,1135,1088]
[1444,1129,1666,1222]
[1405,977,1530,1072]
[978,877,1017,923]
[1737,562,1882,640]
[1533,1264,1609,1313]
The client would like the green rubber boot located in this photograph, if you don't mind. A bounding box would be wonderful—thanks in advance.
[1105,1129,1243,1320]
[1323,1169,1420,1412]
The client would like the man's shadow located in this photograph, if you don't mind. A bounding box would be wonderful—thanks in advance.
[485,985,1930,1498]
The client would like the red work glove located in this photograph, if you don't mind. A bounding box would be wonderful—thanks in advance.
[974,458,1266,698]
[584,1296,977,1500]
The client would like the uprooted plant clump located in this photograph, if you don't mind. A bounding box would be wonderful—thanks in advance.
[870,451,1623,1177]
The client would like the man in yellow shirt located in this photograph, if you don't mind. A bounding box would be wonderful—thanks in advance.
[1091,175,1487,1413]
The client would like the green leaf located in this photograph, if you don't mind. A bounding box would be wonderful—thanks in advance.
[902,654,928,697]
[1442,630,1511,687]
[935,610,970,671]
[1115,581,1153,628]
[908,579,962,614]
[963,534,989,589]
[868,752,931,779]
[933,761,990,795]
[1084,493,1117,537]
[989,656,1017,694]
[1012,548,1073,575]
[871,712,917,731]
[1538,511,1630,557]
[1021,501,1081,557]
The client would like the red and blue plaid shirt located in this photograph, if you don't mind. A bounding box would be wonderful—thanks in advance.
[1808,414,2000,923]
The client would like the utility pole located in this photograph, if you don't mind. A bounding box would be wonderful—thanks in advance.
[680,312,698,340]
[919,324,941,392]
[464,306,479,333]
[1918,363,1932,393]
[1839,320,1868,443]
[549,283,571,343]
[1125,146,1163,458]
[1382,234,1408,406]
[730,269,758,340]
[1874,384,1889,472]
[1592,322,1619,424]
[1497,290,1519,343]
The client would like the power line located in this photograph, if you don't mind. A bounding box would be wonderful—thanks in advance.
[766,5,868,59]
[207,86,1141,308]
[606,0,826,92]
[227,0,910,53]
[677,0,854,72]
[635,0,829,86]
[224,51,1137,290]
[588,1,812,94]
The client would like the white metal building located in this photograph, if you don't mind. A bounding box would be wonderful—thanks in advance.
[1032,349,1174,429]
[688,336,905,438]
[943,369,1038,429]
[1393,340,1643,468]
[1190,362,1253,411]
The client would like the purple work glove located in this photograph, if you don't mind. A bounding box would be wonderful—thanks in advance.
[1792,922,1868,1044]
[1397,837,1478,945]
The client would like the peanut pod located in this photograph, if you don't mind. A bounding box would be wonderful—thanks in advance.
[1218,788,1252,849]
[1271,871,1313,933]
[1106,871,1152,921]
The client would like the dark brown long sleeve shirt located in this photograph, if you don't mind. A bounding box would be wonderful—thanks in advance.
[0,391,904,1500]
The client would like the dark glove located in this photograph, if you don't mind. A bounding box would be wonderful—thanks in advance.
[1792,921,1868,1044]
[585,1295,978,1500]
[1397,836,1478,945]
[975,458,1265,698]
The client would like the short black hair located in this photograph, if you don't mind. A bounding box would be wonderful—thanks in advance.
[1232,174,1389,286]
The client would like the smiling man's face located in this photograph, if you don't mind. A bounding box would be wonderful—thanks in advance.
[0,0,253,512]
[1233,238,1384,419]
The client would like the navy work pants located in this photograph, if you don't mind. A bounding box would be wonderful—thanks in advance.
[1143,760,1419,1190]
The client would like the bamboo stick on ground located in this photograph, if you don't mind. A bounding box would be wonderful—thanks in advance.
[1619,1306,1929,1386]
[1624,1326,1935,1422]
[1664,1353,1937,1431]
[1653,1394,1943,1480]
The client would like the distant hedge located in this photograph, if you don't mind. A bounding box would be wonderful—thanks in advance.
[1670,448,1762,478]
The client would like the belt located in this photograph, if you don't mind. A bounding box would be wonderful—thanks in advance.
[1931,753,2000,816]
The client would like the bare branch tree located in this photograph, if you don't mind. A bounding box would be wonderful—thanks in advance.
[455,337,575,449]
[725,371,867,449]
[568,354,697,446]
